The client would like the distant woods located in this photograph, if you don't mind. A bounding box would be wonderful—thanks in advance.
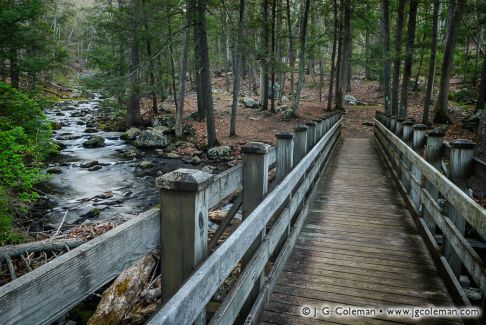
[1,0,485,147]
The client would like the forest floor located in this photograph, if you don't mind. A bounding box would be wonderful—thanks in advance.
[148,75,478,157]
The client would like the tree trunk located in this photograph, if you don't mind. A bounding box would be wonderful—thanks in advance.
[291,0,311,116]
[193,1,205,121]
[380,0,392,114]
[270,0,277,112]
[175,0,191,138]
[398,0,418,118]
[261,0,270,110]
[127,0,142,127]
[195,0,218,147]
[391,0,406,116]
[423,0,440,124]
[327,0,338,111]
[286,0,295,101]
[230,0,245,137]
[476,53,486,113]
[142,0,157,114]
[433,0,466,124]
[335,0,349,111]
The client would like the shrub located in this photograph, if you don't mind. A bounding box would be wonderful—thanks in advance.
[0,82,55,244]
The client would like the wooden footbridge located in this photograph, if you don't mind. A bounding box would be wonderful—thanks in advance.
[1,112,485,325]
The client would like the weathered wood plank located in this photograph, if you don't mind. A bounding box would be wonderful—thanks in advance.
[0,208,160,325]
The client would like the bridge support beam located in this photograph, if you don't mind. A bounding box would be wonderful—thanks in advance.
[156,168,213,324]
[410,124,427,210]
[305,121,317,150]
[443,139,476,279]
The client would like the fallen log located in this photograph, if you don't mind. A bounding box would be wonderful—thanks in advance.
[88,251,158,325]
[0,238,85,260]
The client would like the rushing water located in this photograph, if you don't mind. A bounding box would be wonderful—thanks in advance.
[41,97,187,228]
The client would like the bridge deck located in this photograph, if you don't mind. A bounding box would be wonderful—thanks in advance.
[260,138,460,325]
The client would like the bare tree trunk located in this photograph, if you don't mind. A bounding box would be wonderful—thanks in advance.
[175,0,191,138]
[335,0,349,111]
[127,0,142,127]
[433,0,466,124]
[327,0,338,111]
[270,0,277,112]
[380,0,392,114]
[476,53,486,113]
[423,0,440,124]
[261,0,270,110]
[286,0,295,101]
[398,0,418,118]
[195,0,218,147]
[142,0,157,114]
[319,57,323,102]
[230,0,245,137]
[291,0,311,116]
[391,0,406,116]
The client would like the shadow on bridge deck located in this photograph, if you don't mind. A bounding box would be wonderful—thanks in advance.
[260,138,461,325]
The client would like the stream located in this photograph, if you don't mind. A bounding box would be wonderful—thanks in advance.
[38,96,190,229]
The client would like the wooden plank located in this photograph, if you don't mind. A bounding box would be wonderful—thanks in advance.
[0,208,160,325]
[147,120,342,325]
[207,165,243,209]
[374,119,486,239]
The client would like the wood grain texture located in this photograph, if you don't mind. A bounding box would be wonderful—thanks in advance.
[0,209,160,325]
[261,139,458,325]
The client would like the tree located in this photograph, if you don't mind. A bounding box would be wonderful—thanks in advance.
[127,0,142,127]
[291,0,311,116]
[391,0,406,116]
[230,0,245,137]
[433,0,467,124]
[422,0,440,124]
[380,0,391,114]
[335,0,350,111]
[195,0,218,147]
[398,0,418,118]
[326,0,339,111]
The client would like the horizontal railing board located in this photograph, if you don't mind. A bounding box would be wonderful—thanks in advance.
[147,119,342,325]
[0,208,160,325]
[375,120,486,239]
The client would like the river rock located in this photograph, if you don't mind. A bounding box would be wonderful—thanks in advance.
[153,115,175,128]
[122,127,142,141]
[139,160,154,169]
[166,152,180,159]
[83,135,105,148]
[282,109,294,120]
[202,165,215,173]
[134,129,170,148]
[84,128,98,133]
[88,165,102,171]
[152,126,170,133]
[47,167,62,174]
[207,146,231,159]
[242,97,259,108]
[281,95,290,104]
[190,156,201,165]
[80,160,99,168]
[51,121,62,130]
[209,210,227,223]
[81,208,100,219]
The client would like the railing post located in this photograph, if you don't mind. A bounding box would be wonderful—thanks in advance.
[443,139,476,279]
[275,132,294,183]
[314,119,322,140]
[395,118,405,138]
[423,129,445,233]
[402,120,414,144]
[385,114,391,129]
[293,125,308,164]
[305,121,317,150]
[241,141,270,314]
[156,168,213,323]
[390,116,397,134]
[410,124,427,210]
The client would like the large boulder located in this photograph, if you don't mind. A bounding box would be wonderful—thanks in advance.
[134,129,170,148]
[242,97,259,108]
[83,135,105,148]
[121,127,142,141]
[344,95,358,105]
[153,115,175,128]
[207,146,231,159]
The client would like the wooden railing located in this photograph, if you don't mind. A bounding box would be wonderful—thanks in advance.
[374,112,486,310]
[148,113,342,324]
[0,113,341,325]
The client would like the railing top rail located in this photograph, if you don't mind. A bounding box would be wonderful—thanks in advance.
[374,118,486,239]
[147,118,342,325]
